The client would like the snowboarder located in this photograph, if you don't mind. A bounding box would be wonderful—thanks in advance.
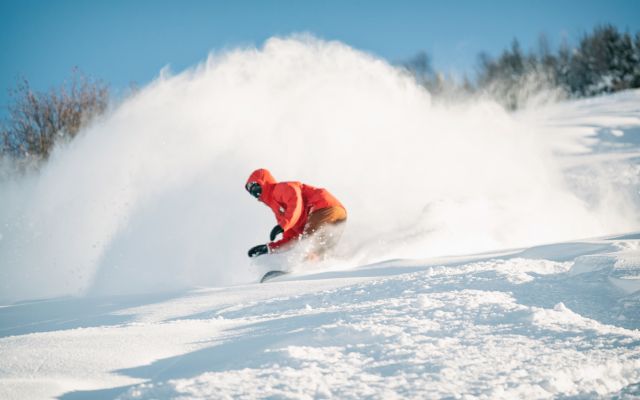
[245,168,347,261]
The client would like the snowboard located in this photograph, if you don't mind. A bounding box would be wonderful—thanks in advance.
[260,270,288,283]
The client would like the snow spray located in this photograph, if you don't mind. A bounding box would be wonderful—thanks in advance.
[0,36,637,302]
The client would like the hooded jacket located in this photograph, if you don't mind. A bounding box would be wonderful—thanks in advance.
[246,168,345,250]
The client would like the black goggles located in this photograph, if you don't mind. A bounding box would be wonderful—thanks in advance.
[245,182,262,198]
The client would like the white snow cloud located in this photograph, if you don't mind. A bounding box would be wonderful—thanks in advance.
[0,36,638,302]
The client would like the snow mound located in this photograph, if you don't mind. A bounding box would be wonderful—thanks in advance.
[570,241,640,294]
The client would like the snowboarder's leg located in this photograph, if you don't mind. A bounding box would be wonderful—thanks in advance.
[302,206,347,260]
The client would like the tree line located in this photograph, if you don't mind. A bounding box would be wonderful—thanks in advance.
[404,24,640,109]
[0,69,109,170]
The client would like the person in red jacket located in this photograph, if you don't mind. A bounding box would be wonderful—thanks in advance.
[245,168,347,260]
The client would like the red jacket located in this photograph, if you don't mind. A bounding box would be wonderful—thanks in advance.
[246,169,345,250]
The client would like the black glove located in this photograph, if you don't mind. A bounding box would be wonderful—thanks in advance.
[270,225,284,241]
[248,244,269,258]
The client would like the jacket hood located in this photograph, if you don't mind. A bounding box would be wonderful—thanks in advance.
[246,168,277,189]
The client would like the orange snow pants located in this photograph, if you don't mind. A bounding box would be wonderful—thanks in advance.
[302,206,347,258]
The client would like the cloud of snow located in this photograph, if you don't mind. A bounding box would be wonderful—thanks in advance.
[0,36,638,302]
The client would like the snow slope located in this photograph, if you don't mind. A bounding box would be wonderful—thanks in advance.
[1,234,639,399]
[1,38,640,398]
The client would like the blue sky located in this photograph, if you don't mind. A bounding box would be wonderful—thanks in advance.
[1,0,639,116]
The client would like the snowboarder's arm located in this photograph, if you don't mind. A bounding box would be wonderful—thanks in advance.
[268,229,299,251]
[273,183,303,231]
[270,225,284,241]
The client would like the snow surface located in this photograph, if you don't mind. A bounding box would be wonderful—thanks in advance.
[1,236,639,399]
[1,38,640,399]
